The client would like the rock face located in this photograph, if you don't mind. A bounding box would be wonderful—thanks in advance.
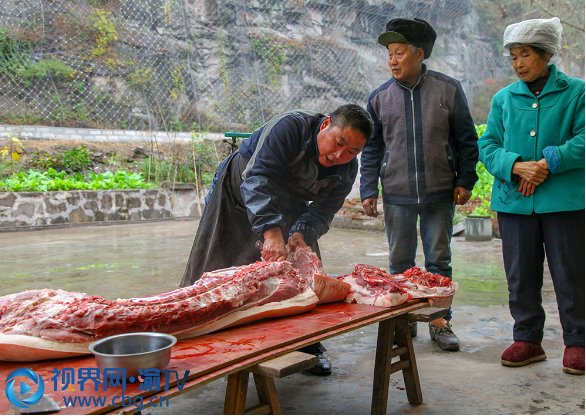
[0,0,508,131]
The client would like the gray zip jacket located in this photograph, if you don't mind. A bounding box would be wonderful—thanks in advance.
[361,65,478,204]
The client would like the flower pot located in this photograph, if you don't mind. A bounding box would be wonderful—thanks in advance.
[465,215,492,241]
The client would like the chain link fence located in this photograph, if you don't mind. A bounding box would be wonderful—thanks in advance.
[0,0,580,132]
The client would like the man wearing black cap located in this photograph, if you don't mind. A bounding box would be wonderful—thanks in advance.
[360,18,479,351]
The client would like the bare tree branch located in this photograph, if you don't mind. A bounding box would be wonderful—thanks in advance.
[531,0,585,32]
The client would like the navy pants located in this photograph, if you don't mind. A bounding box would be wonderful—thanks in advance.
[383,201,454,321]
[498,210,585,348]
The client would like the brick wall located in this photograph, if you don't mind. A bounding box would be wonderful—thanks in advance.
[460,197,486,214]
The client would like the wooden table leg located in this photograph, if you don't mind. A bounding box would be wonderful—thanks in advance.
[252,373,281,415]
[224,370,250,414]
[371,318,396,415]
[394,320,423,404]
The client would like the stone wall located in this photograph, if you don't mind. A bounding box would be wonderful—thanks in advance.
[0,125,223,143]
[0,187,207,231]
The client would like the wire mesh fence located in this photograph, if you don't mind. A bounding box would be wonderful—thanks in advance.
[0,0,581,132]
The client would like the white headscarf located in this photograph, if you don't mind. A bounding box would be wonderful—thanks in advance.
[503,17,563,57]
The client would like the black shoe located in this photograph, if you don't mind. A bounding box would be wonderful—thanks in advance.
[429,322,460,351]
[306,352,332,376]
[410,321,418,338]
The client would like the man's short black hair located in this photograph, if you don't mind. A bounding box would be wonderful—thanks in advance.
[329,104,374,143]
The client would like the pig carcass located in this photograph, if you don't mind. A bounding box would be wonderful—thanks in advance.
[0,261,318,362]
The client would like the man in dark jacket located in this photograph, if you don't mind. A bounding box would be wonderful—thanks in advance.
[361,18,479,351]
[181,104,374,374]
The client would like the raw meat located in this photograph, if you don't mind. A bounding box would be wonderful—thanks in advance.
[286,245,324,285]
[312,273,351,305]
[338,264,412,307]
[338,265,458,307]
[286,246,349,304]
[393,267,459,299]
[0,261,318,362]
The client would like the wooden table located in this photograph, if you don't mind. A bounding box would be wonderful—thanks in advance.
[0,301,435,415]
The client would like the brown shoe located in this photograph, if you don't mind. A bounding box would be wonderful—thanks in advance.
[501,341,546,367]
[563,346,585,375]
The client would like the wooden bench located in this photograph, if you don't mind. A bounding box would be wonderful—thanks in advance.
[224,351,317,415]
[222,306,447,415]
[371,306,447,414]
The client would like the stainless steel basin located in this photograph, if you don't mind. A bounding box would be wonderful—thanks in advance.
[88,332,177,379]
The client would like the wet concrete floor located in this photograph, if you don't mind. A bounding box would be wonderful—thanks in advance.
[1,220,584,414]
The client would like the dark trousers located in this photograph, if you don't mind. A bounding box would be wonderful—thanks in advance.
[498,210,585,347]
[383,202,454,320]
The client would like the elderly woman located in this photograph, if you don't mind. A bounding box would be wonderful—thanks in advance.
[479,17,584,375]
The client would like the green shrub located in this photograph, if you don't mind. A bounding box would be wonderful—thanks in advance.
[62,145,91,173]
[0,27,31,82]
[471,205,492,216]
[20,58,75,86]
[29,151,66,172]
[471,124,494,202]
[471,124,495,218]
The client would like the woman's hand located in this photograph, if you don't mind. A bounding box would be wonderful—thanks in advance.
[288,233,307,250]
[536,157,549,170]
[518,178,536,197]
[262,228,287,261]
[512,161,549,185]
[362,197,379,217]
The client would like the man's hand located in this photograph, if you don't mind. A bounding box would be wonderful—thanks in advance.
[262,228,287,261]
[512,161,549,185]
[288,233,307,250]
[362,197,379,217]
[453,186,472,205]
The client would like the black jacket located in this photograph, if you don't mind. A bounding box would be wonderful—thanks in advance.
[238,110,357,245]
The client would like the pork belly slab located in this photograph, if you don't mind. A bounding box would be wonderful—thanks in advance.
[0,261,318,362]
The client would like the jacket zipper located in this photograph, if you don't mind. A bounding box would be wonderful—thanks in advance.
[396,75,423,203]
[410,89,420,203]
[406,76,422,203]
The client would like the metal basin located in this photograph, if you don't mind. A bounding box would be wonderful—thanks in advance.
[89,333,177,379]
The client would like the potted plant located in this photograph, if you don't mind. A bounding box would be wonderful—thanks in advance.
[465,202,493,241]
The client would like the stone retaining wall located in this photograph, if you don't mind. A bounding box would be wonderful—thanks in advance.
[0,187,207,230]
[0,124,223,143]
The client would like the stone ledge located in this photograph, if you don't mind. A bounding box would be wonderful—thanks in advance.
[0,125,226,143]
[0,216,197,233]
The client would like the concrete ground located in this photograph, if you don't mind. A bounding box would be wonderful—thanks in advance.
[1,220,584,414]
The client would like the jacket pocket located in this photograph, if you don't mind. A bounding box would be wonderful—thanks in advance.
[380,151,390,179]
[445,145,456,174]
